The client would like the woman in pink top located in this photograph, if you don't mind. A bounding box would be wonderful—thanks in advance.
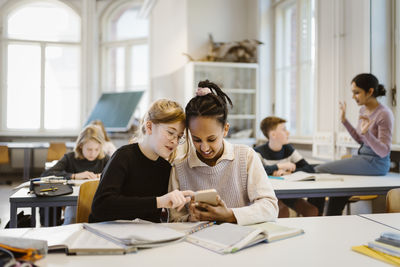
[315,73,394,215]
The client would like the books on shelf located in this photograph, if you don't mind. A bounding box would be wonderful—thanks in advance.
[186,222,303,254]
[352,231,400,265]
[281,171,343,182]
[83,220,186,248]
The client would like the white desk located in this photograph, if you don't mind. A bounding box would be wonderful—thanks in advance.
[23,215,397,267]
[0,141,75,180]
[359,213,400,231]
[271,173,400,198]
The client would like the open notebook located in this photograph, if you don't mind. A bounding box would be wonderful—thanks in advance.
[83,220,186,248]
[281,171,343,182]
[0,224,135,255]
[186,222,303,254]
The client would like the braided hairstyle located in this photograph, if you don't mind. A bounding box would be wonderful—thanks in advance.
[185,80,233,128]
[352,73,386,98]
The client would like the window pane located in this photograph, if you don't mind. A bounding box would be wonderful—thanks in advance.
[106,47,125,91]
[130,45,148,87]
[44,45,80,130]
[275,4,297,133]
[7,1,80,42]
[7,44,41,129]
[109,7,148,40]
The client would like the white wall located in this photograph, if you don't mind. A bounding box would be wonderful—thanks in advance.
[186,0,258,59]
[150,0,188,77]
[150,0,259,105]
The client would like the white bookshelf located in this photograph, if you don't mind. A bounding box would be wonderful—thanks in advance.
[185,61,259,144]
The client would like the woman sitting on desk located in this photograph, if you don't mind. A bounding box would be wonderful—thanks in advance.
[315,73,394,215]
[40,125,109,225]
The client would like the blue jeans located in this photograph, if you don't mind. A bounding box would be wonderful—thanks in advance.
[315,145,390,175]
[63,206,77,225]
[315,144,390,215]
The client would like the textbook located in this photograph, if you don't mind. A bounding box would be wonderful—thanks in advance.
[375,232,400,248]
[281,171,343,182]
[83,220,186,248]
[248,222,304,242]
[0,224,135,255]
[185,222,303,254]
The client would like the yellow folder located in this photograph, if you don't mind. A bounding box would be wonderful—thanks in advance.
[352,245,400,266]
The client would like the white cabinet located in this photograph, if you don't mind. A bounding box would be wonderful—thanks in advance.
[185,62,258,144]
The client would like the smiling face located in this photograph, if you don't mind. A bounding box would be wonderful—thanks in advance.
[148,121,185,159]
[81,139,102,161]
[188,116,229,165]
[351,82,373,106]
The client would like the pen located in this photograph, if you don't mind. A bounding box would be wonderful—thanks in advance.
[40,187,58,192]
[268,176,284,180]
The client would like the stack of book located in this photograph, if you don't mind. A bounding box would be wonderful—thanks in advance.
[352,232,400,265]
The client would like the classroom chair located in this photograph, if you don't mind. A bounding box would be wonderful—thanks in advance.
[386,188,400,213]
[46,142,67,162]
[0,145,10,164]
[0,145,12,185]
[76,180,99,223]
[339,154,378,214]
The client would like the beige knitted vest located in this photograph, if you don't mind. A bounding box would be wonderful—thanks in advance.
[175,144,250,208]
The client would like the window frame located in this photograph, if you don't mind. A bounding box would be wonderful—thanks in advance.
[273,0,315,140]
[0,0,82,136]
[100,0,149,92]
[100,0,149,118]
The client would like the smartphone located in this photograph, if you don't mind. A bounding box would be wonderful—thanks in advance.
[194,189,218,206]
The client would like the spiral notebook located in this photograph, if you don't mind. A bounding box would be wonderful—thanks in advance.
[162,221,216,235]
[83,221,186,248]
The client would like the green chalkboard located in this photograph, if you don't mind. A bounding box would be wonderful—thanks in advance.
[85,91,144,132]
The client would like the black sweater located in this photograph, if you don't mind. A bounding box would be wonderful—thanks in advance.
[254,143,314,175]
[41,152,109,179]
[89,143,171,223]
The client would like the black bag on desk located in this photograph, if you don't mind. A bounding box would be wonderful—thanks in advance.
[32,183,73,197]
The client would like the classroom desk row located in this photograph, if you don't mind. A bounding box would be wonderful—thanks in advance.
[0,141,75,180]
[8,173,400,228]
[3,213,396,267]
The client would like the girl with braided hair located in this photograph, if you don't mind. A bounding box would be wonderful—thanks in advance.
[170,80,278,225]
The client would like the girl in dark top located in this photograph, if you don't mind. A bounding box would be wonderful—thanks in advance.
[41,124,109,225]
[90,99,194,223]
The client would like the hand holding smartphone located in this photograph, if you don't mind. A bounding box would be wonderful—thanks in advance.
[194,189,218,206]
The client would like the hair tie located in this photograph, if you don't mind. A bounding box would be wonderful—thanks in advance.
[196,87,212,96]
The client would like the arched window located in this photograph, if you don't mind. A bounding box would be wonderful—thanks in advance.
[1,0,81,132]
[101,1,149,117]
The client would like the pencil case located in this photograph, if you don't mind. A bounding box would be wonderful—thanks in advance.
[32,182,73,197]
